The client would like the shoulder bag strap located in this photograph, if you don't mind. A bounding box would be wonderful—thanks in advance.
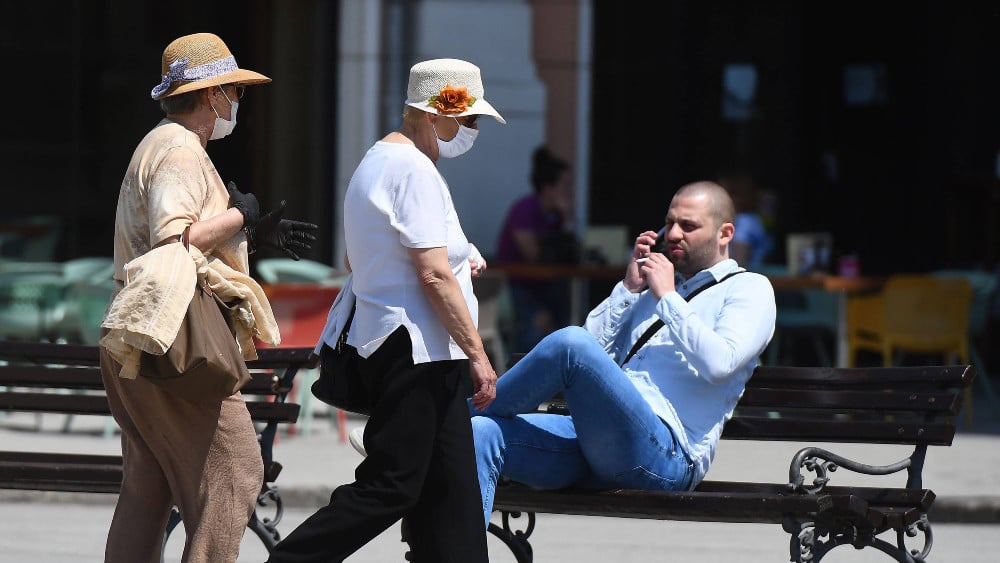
[620,270,746,366]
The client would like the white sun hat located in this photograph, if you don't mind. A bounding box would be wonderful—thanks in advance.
[404,58,506,124]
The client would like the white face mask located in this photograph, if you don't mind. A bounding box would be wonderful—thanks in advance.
[209,88,239,140]
[434,117,479,158]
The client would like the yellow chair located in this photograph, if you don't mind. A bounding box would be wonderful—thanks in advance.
[846,274,974,426]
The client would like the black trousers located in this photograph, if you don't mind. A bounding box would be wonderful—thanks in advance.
[266,327,488,562]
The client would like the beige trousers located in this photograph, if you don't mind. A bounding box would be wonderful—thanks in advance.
[100,342,263,563]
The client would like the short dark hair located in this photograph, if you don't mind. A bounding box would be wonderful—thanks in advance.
[675,181,735,226]
[530,146,569,193]
[159,89,201,114]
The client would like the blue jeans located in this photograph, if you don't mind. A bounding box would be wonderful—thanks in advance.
[469,326,694,527]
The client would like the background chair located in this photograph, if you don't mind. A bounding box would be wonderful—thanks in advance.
[255,258,347,285]
[0,270,67,341]
[766,288,838,366]
[261,283,346,440]
[471,270,510,374]
[758,263,838,367]
[52,257,115,344]
[0,257,116,434]
[931,269,999,414]
[0,257,114,343]
[846,274,976,426]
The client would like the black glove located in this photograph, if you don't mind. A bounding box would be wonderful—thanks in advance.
[250,200,319,260]
[226,181,260,229]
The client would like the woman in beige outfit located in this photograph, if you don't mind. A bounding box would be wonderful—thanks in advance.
[99,33,316,563]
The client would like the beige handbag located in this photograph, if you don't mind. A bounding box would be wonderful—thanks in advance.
[139,228,250,403]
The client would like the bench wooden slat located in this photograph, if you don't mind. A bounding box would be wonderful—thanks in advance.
[0,365,287,396]
[867,505,924,530]
[0,366,106,389]
[720,416,955,445]
[493,484,835,524]
[493,483,935,526]
[0,451,122,493]
[0,393,111,415]
[738,388,963,414]
[0,393,299,424]
[0,340,99,364]
[749,364,975,390]
[249,347,315,367]
[245,401,300,424]
[693,481,935,511]
[0,339,312,371]
[0,451,122,465]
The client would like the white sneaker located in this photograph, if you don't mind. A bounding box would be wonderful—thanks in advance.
[349,427,367,457]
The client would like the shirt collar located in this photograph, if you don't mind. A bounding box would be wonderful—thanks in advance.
[674,259,743,299]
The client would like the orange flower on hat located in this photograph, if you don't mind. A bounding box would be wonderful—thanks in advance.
[428,84,477,114]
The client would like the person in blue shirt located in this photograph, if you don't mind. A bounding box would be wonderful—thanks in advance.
[469,180,777,527]
[718,171,775,270]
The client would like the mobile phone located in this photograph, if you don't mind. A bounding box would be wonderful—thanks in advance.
[650,233,667,255]
[637,228,667,264]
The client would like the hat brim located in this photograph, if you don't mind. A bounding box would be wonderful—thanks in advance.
[406,98,506,125]
[156,69,272,100]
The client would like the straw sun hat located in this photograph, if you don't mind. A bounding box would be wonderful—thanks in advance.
[150,32,271,100]
[404,58,505,124]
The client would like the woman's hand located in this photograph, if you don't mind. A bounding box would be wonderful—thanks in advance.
[469,356,497,410]
[468,243,487,278]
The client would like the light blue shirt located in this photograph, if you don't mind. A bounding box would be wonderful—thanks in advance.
[583,259,776,487]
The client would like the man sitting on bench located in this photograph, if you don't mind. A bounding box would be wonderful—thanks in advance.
[470,181,777,527]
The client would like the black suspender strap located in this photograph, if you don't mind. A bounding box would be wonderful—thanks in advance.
[620,270,746,366]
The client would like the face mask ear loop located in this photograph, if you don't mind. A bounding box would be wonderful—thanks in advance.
[211,87,234,118]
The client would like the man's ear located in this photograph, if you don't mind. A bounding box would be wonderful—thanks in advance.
[719,222,735,246]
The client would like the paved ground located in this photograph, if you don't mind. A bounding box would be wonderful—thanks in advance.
[2,387,999,562]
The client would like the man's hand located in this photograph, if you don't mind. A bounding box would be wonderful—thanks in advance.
[226,181,260,229]
[251,200,319,260]
[639,251,675,300]
[624,230,660,292]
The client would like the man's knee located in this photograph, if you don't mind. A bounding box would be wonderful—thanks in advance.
[545,325,591,348]
[471,415,503,458]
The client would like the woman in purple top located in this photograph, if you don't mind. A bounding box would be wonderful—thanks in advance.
[495,146,578,353]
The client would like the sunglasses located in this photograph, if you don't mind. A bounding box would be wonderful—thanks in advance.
[458,114,479,127]
[221,85,246,100]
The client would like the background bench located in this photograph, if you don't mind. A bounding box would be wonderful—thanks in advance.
[488,362,976,563]
[0,339,314,555]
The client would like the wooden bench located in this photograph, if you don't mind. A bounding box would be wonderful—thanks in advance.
[0,339,315,555]
[488,362,976,563]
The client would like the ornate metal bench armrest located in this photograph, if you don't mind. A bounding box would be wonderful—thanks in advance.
[787,446,913,494]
